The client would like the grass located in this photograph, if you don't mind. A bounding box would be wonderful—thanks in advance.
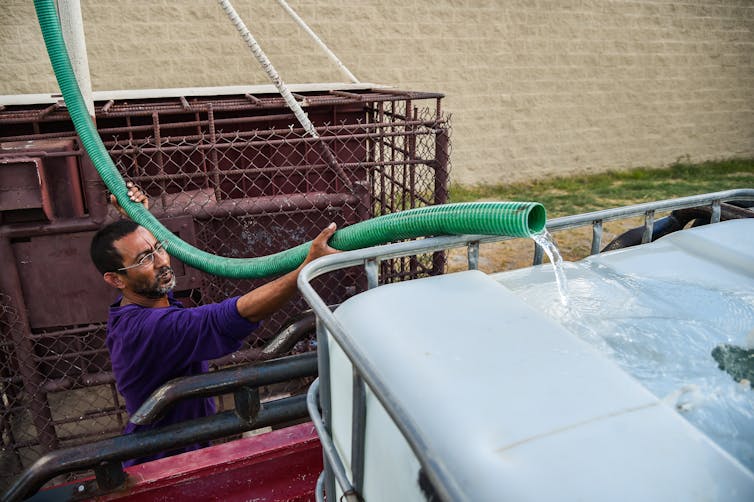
[449,158,754,217]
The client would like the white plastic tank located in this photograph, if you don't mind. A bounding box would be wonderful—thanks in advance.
[325,219,754,501]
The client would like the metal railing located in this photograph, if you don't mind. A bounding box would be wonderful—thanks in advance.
[297,189,754,501]
[4,352,317,502]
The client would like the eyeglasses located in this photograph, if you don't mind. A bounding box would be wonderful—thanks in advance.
[117,240,169,272]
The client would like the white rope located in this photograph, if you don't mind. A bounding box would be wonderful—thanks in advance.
[275,0,359,83]
[217,0,319,139]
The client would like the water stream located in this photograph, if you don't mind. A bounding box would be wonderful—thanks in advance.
[531,229,569,306]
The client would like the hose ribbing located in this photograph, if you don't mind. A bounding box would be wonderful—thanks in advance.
[33,0,546,279]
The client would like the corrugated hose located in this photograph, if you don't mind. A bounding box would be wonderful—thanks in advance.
[33,0,545,279]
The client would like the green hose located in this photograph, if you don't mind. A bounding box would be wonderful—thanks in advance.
[33,0,546,279]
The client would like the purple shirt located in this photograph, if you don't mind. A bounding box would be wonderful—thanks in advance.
[106,294,260,466]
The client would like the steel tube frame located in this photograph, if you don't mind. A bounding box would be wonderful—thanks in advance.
[131,351,316,425]
[298,188,754,502]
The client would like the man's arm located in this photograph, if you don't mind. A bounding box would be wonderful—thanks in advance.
[235,223,338,322]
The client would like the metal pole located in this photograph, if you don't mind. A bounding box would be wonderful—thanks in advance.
[58,0,94,118]
[58,1,108,223]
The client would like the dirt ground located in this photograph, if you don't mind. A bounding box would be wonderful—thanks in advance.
[446,217,644,273]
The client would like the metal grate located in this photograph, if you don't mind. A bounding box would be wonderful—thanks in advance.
[0,88,450,490]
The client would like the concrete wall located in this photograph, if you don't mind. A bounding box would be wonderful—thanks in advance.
[2,0,752,184]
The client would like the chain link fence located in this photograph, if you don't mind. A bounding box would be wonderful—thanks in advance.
[0,89,450,490]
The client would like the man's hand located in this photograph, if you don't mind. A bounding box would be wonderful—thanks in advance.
[236,223,340,322]
[111,181,149,218]
[304,223,339,264]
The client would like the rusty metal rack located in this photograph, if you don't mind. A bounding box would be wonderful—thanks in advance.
[0,87,450,490]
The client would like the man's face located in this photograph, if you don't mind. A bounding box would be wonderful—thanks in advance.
[113,227,175,299]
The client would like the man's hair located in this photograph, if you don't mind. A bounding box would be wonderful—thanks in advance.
[90,220,141,274]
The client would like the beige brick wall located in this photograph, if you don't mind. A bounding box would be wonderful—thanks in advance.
[2,0,753,185]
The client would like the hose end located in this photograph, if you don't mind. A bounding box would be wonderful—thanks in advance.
[526,203,547,235]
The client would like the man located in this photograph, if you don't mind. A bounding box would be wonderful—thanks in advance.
[90,185,337,465]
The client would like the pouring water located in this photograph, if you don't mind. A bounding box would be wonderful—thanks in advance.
[531,229,569,306]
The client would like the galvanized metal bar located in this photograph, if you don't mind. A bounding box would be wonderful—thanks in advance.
[711,199,722,223]
[467,241,480,270]
[533,241,544,265]
[642,210,655,244]
[314,317,336,500]
[306,379,358,502]
[315,471,325,502]
[546,190,753,231]
[591,220,603,255]
[350,371,367,495]
[365,258,379,289]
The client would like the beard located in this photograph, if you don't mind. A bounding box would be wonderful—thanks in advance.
[132,266,176,299]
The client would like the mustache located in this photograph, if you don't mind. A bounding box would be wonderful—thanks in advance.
[156,266,174,279]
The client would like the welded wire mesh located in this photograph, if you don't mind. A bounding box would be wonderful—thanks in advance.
[0,90,450,490]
